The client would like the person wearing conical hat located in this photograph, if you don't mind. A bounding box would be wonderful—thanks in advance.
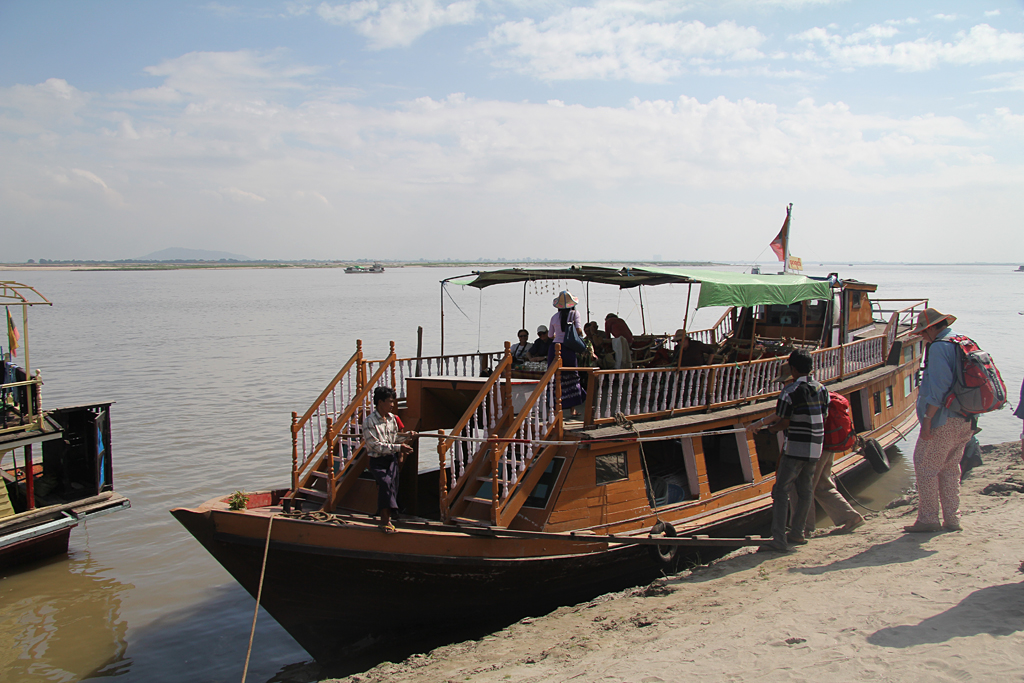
[548,291,586,416]
[904,307,973,534]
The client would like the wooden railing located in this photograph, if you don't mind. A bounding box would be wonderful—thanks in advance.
[584,334,887,425]
[320,355,398,509]
[290,344,364,487]
[491,360,562,527]
[0,372,44,435]
[437,349,514,521]
[365,350,506,400]
[290,350,394,492]
[689,306,735,346]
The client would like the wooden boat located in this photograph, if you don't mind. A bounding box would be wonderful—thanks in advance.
[173,255,927,663]
[345,262,385,274]
[1,282,129,570]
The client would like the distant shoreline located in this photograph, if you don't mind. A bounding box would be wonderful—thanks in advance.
[2,261,1021,272]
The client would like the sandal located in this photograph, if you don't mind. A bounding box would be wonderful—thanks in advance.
[380,523,397,534]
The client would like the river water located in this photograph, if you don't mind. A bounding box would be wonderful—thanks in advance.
[1,264,1021,682]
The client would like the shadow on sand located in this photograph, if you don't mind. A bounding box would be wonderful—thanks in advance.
[788,533,939,575]
[867,580,1024,647]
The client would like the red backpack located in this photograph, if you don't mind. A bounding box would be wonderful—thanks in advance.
[940,335,1008,415]
[823,391,856,452]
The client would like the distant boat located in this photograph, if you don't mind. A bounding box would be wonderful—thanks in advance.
[1016,265,1023,272]
[750,265,761,275]
[345,262,385,274]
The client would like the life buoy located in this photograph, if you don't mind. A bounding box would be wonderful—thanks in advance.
[648,521,678,567]
[862,438,890,473]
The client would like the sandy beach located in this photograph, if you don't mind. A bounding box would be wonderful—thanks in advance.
[325,441,1024,683]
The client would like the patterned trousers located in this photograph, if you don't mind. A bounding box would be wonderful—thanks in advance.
[912,416,973,526]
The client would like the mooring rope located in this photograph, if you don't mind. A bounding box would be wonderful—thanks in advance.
[241,515,276,683]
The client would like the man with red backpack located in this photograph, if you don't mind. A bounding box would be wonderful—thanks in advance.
[905,308,976,533]
[799,391,865,536]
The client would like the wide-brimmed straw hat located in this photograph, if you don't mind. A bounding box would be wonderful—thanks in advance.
[910,307,956,336]
[776,363,793,381]
[553,290,579,309]
[672,328,688,341]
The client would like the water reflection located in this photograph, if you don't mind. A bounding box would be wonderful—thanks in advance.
[0,556,131,682]
[83,583,314,683]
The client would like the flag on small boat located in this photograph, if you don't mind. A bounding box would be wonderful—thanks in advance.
[769,208,790,262]
[6,307,19,357]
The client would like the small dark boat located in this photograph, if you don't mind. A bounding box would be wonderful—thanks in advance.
[1,282,129,570]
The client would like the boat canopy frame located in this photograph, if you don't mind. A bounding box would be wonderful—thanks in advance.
[443,266,833,309]
[439,266,834,356]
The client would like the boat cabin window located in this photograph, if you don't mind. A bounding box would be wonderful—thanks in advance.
[851,291,863,309]
[701,432,752,492]
[873,391,882,415]
[523,457,564,509]
[764,303,802,326]
[639,439,695,508]
[885,386,894,408]
[903,345,914,364]
[904,376,913,397]
[595,451,628,485]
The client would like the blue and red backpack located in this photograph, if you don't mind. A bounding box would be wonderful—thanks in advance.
[939,335,1008,416]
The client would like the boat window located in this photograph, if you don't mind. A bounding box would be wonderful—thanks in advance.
[903,345,914,364]
[523,457,565,509]
[638,439,695,507]
[849,390,868,432]
[595,451,628,485]
[805,300,828,323]
[873,391,882,415]
[851,291,863,309]
[701,433,748,492]
[765,303,802,326]
[904,375,913,397]
[885,386,894,408]
[752,429,781,476]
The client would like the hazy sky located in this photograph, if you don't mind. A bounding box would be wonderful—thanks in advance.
[2,1,1022,263]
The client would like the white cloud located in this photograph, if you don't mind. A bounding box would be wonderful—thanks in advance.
[143,50,319,97]
[979,70,1024,93]
[221,187,267,202]
[483,3,766,82]
[793,23,1024,71]
[2,52,1021,261]
[317,0,477,49]
[985,10,1000,17]
[933,13,958,22]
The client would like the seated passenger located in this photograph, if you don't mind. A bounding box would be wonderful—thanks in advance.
[673,329,715,367]
[510,329,532,364]
[528,325,551,361]
[604,313,634,344]
[584,322,615,369]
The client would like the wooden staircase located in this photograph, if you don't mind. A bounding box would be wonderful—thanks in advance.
[440,350,564,528]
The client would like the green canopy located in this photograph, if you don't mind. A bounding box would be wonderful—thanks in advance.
[444,266,832,308]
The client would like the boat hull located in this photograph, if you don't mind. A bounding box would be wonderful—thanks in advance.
[0,523,74,569]
[171,506,768,663]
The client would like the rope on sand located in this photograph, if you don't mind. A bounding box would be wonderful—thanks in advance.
[241,515,276,683]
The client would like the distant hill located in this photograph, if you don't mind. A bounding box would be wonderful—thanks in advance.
[140,248,251,261]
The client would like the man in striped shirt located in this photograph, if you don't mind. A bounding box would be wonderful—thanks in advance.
[749,349,830,552]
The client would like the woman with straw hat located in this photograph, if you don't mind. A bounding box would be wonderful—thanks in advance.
[549,290,586,417]
[905,307,973,533]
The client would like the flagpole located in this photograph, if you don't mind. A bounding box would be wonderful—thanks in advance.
[783,203,792,275]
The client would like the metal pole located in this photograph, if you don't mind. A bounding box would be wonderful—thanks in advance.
[522,280,527,330]
[440,282,445,357]
[783,203,792,275]
[683,283,692,332]
[638,286,647,334]
[586,281,591,324]
[22,304,32,424]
